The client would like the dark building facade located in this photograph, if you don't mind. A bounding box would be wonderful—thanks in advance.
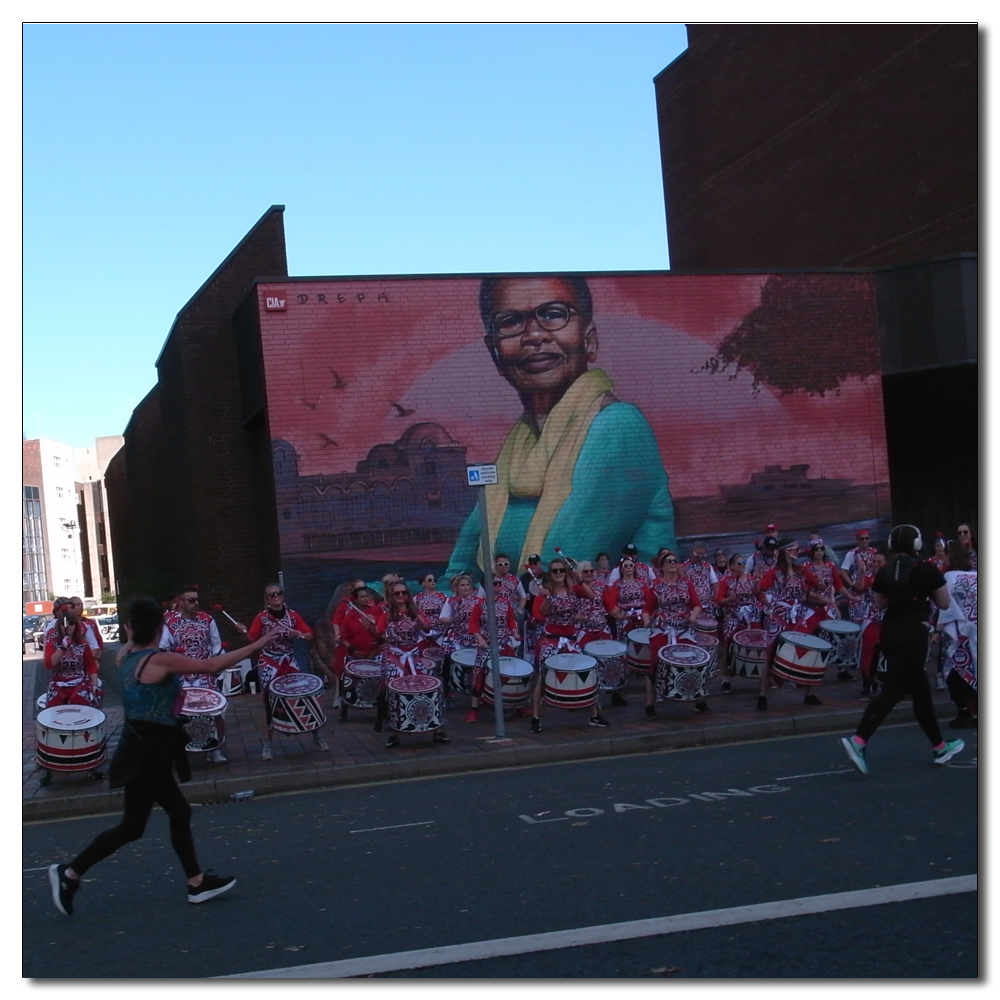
[654,23,978,536]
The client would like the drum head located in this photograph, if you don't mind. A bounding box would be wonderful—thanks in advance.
[422,646,446,662]
[388,674,441,694]
[778,632,833,651]
[37,705,107,729]
[497,656,533,678]
[269,672,324,697]
[696,615,717,628]
[451,648,479,667]
[733,628,770,648]
[821,619,861,635]
[626,628,651,645]
[181,687,228,715]
[544,653,597,673]
[346,659,383,677]
[584,640,628,657]
[692,633,719,647]
[657,644,711,667]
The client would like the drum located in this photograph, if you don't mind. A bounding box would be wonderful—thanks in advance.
[730,628,770,678]
[220,666,246,697]
[772,632,833,686]
[180,686,228,751]
[584,640,628,692]
[420,646,446,677]
[449,647,481,696]
[818,619,862,670]
[625,628,654,676]
[387,674,444,733]
[35,705,107,772]
[543,653,599,709]
[689,632,720,678]
[267,672,326,735]
[36,693,46,712]
[482,657,534,710]
[342,659,383,709]
[656,644,712,701]
[694,614,719,635]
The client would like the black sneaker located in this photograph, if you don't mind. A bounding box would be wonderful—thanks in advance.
[589,714,610,728]
[432,731,451,743]
[385,735,400,748]
[645,705,657,719]
[756,695,768,712]
[720,681,731,693]
[530,717,542,734]
[38,768,52,787]
[803,693,823,706]
[611,691,628,706]
[694,700,710,714]
[48,864,79,916]
[188,872,236,904]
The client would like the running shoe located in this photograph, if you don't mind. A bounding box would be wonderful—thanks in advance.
[48,864,79,916]
[589,714,610,727]
[840,736,869,774]
[933,739,965,765]
[188,872,236,904]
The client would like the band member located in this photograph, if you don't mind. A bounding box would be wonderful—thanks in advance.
[746,524,780,577]
[528,557,607,732]
[715,553,762,689]
[311,579,364,700]
[938,541,977,729]
[603,556,654,642]
[593,552,612,586]
[754,539,825,711]
[645,552,706,716]
[48,598,282,916]
[380,582,449,748]
[378,573,403,612]
[246,584,327,760]
[929,533,949,572]
[334,586,384,681]
[465,584,522,723]
[681,542,719,615]
[330,578,366,644]
[158,587,228,763]
[437,574,482,655]
[606,543,655,585]
[478,554,527,614]
[851,549,887,698]
[46,597,102,657]
[956,523,977,570]
[840,524,964,774]
[519,553,545,595]
[413,573,448,637]
[576,561,613,646]
[839,528,877,589]
[712,548,729,577]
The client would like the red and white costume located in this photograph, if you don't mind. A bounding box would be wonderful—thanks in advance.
[532,588,587,664]
[680,560,719,614]
[159,609,223,688]
[248,606,313,690]
[804,560,845,621]
[45,616,101,655]
[478,573,526,607]
[414,590,448,636]
[334,602,383,675]
[648,577,701,666]
[849,571,885,683]
[606,562,655,586]
[469,597,520,655]
[577,578,613,646]
[938,569,978,692]
[438,595,482,654]
[378,611,432,677]
[757,566,820,643]
[716,573,762,642]
[841,544,878,588]
[43,628,100,707]
[603,577,653,642]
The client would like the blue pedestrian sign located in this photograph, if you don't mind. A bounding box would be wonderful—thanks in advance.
[466,464,498,486]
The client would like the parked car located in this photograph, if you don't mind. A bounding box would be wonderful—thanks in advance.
[23,614,50,653]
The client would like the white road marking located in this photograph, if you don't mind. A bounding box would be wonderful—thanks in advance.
[349,820,434,834]
[775,769,851,780]
[23,867,49,872]
[219,874,977,979]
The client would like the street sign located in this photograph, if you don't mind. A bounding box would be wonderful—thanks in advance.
[467,464,498,486]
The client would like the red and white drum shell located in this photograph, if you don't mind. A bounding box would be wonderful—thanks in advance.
[342,659,383,709]
[482,657,534,710]
[656,644,712,701]
[772,632,833,687]
[387,674,444,733]
[420,646,447,677]
[694,614,719,635]
[542,653,599,710]
[36,693,47,712]
[220,664,247,697]
[449,647,480,696]
[730,628,770,678]
[267,673,326,735]
[625,628,654,676]
[817,619,862,670]
[584,640,628,692]
[687,632,720,678]
[180,686,228,751]
[36,705,107,772]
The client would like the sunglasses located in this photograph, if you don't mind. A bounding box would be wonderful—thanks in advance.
[958,529,971,535]
[664,558,678,563]
[266,591,283,598]
[392,590,409,597]
[181,596,200,602]
[551,568,566,574]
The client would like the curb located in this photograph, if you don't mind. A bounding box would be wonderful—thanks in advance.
[23,701,957,823]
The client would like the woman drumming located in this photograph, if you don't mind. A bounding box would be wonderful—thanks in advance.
[247,584,327,760]
[956,524,977,570]
[48,598,281,916]
[528,557,607,733]
[437,574,482,656]
[938,541,978,729]
[465,582,522,723]
[803,539,853,679]
[334,586,385,719]
[593,552,612,586]
[413,573,448,640]
[603,556,653,643]
[645,552,705,717]
[929,534,949,573]
[754,539,825,711]
[43,606,101,709]
[715,553,761,692]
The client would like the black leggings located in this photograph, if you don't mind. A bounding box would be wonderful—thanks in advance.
[856,626,942,746]
[70,769,201,879]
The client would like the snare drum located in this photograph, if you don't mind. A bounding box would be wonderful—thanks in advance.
[772,632,833,686]
[817,619,862,670]
[449,647,481,696]
[694,614,719,635]
[625,628,654,676]
[542,653,599,709]
[220,663,248,697]
[36,705,107,772]
[342,659,383,709]
[387,674,444,733]
[689,632,720,678]
[267,673,326,734]
[180,686,228,751]
[584,640,628,692]
[420,646,446,677]
[482,657,534,710]
[656,644,712,701]
[730,628,770,678]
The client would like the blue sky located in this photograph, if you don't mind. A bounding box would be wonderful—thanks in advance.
[22,23,688,449]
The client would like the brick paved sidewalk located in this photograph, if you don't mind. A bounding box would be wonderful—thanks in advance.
[24,663,957,822]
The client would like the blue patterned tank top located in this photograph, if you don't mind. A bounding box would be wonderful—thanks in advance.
[119,649,182,726]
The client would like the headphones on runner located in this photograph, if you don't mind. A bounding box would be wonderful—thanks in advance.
[888,524,923,556]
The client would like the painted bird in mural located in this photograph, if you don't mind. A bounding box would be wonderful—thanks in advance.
[329,369,348,389]
[300,396,320,410]
[391,402,416,417]
[317,433,339,448]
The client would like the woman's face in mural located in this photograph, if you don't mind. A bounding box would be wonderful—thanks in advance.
[486,277,597,397]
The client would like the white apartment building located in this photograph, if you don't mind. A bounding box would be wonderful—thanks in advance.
[75,435,124,599]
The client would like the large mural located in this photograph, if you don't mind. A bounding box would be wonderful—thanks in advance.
[258,273,889,622]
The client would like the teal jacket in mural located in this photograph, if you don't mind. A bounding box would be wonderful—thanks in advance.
[444,401,676,580]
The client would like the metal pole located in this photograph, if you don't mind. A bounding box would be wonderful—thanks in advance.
[478,496,506,739]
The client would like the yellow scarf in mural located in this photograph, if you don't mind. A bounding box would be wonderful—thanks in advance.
[484,367,615,569]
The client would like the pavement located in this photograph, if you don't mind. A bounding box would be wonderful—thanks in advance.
[22,646,961,822]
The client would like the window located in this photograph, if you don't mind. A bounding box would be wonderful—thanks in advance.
[53,455,62,468]
[56,486,65,499]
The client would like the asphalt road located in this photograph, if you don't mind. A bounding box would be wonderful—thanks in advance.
[23,723,978,979]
